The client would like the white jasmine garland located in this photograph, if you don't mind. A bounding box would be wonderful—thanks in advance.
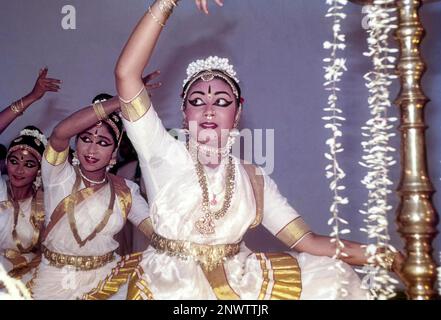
[20,128,48,146]
[322,0,351,299]
[0,264,32,300]
[184,56,239,86]
[357,0,399,300]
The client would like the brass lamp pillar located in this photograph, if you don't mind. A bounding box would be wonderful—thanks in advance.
[349,0,439,299]
[395,0,438,300]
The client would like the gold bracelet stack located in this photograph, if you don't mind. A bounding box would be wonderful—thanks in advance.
[93,101,108,121]
[10,99,24,115]
[148,0,178,27]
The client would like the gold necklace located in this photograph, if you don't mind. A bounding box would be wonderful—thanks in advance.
[68,167,115,247]
[193,155,235,235]
[7,184,45,253]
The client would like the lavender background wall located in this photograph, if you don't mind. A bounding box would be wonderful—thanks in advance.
[1,0,440,261]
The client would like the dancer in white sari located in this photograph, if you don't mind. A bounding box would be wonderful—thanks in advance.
[114,0,404,300]
[28,91,155,300]
[0,127,46,285]
[1,68,60,286]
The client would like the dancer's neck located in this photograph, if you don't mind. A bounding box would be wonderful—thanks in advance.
[79,166,107,186]
[11,184,34,201]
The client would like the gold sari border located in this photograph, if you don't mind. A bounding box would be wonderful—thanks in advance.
[203,264,240,300]
[126,264,155,300]
[82,252,144,300]
[7,253,41,280]
[243,163,264,229]
[257,252,302,300]
[109,174,132,220]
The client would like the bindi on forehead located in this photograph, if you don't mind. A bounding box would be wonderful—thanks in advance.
[20,150,29,161]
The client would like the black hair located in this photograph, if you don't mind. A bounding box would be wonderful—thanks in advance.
[7,125,46,161]
[87,93,122,147]
[92,93,113,104]
[0,144,6,160]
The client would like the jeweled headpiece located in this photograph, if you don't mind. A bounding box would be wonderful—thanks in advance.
[183,56,239,86]
[7,126,47,162]
[181,56,242,110]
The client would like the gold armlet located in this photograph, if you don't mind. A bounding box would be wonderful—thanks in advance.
[44,143,69,166]
[276,217,312,248]
[120,88,151,122]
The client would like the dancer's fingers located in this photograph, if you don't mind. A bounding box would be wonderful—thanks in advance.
[44,78,62,84]
[46,85,61,91]
[143,70,161,83]
[202,0,209,14]
[195,0,202,12]
[39,67,48,79]
[146,82,162,90]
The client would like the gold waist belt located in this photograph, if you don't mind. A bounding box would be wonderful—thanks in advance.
[42,246,115,271]
[151,232,241,272]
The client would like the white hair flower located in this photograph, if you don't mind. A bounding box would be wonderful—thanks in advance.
[20,129,48,147]
[183,56,239,86]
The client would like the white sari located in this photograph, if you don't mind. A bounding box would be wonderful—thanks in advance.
[0,176,42,286]
[121,88,368,300]
[29,149,150,300]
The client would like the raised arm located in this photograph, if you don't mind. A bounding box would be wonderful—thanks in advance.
[49,71,161,152]
[115,0,223,101]
[49,98,121,152]
[0,67,60,134]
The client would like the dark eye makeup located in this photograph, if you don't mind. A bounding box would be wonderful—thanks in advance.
[214,98,233,107]
[188,98,205,107]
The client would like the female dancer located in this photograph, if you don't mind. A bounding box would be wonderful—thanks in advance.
[114,0,404,299]
[0,68,60,282]
[28,76,157,300]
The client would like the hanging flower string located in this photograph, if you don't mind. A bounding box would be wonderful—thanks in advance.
[322,0,351,299]
[0,264,32,300]
[357,0,399,300]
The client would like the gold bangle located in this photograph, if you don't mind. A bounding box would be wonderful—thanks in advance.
[10,101,23,115]
[93,101,108,121]
[119,88,150,122]
[158,0,177,19]
[148,6,165,27]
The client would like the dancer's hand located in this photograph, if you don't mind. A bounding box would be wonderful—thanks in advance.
[29,67,61,101]
[391,251,408,286]
[142,70,162,97]
[195,0,224,15]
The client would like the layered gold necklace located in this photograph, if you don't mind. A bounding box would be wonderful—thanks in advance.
[68,167,115,247]
[6,184,44,253]
[191,150,236,235]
